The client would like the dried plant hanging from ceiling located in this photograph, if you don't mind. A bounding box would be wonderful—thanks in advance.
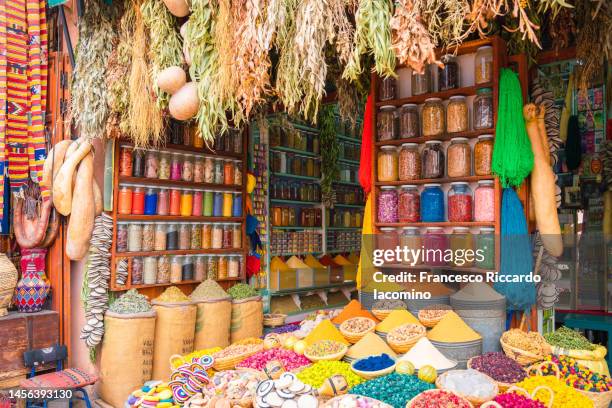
[127,0,165,148]
[70,0,115,140]
[141,0,184,109]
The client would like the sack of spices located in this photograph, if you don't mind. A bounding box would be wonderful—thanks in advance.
[151,287,197,380]
[231,295,264,343]
[190,279,232,349]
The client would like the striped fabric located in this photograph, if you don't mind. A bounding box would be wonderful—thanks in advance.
[0,0,7,217]
[0,0,48,217]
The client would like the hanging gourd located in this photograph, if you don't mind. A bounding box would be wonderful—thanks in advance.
[168,82,199,121]
[161,0,189,17]
[156,66,187,95]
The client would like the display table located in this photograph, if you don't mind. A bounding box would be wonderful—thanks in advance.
[562,313,612,368]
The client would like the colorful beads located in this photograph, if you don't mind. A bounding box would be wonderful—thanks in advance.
[350,373,435,408]
[297,361,364,389]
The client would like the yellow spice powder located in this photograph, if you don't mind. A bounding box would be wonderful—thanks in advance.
[376,310,421,333]
[427,311,482,343]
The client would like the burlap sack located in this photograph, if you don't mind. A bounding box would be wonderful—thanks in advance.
[151,301,197,380]
[230,296,263,343]
[193,297,232,349]
[99,310,156,408]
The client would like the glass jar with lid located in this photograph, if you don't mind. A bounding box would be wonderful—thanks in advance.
[228,256,240,278]
[400,227,421,263]
[204,157,214,183]
[212,224,223,249]
[421,184,444,222]
[143,256,157,285]
[438,54,459,90]
[377,145,398,182]
[398,143,421,181]
[159,152,170,180]
[377,106,397,141]
[166,224,178,250]
[474,180,495,222]
[448,182,473,222]
[474,88,494,130]
[170,256,183,283]
[144,150,159,178]
[132,258,143,285]
[178,223,191,250]
[232,224,242,248]
[119,146,133,177]
[474,135,494,175]
[398,185,420,223]
[377,186,398,223]
[411,67,431,95]
[132,150,145,178]
[194,156,204,183]
[377,227,399,251]
[118,186,133,215]
[141,222,155,252]
[194,255,206,281]
[182,256,194,281]
[476,227,496,269]
[208,255,218,280]
[400,104,419,138]
[182,154,194,182]
[157,255,170,283]
[423,227,448,266]
[127,222,143,252]
[378,77,396,101]
[422,140,444,179]
[475,46,493,84]
[214,159,224,184]
[450,227,474,266]
[154,223,167,251]
[281,207,290,226]
[170,153,182,181]
[422,98,445,137]
[202,223,212,248]
[222,224,233,248]
[446,95,468,133]
[191,224,202,249]
[116,223,128,253]
[232,129,243,153]
[218,256,228,280]
[447,137,471,177]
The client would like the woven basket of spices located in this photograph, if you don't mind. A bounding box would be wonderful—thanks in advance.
[467,354,528,393]
[386,323,426,354]
[263,313,287,327]
[213,343,263,371]
[407,389,474,408]
[304,340,348,362]
[339,317,376,344]
[418,304,452,328]
[371,300,406,321]
[527,361,612,408]
[500,328,551,366]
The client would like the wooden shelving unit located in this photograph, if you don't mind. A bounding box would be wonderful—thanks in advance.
[109,131,249,295]
[370,36,505,274]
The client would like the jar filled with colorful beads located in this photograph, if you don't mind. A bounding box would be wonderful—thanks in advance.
[476,227,495,269]
[378,186,398,223]
[398,185,420,223]
[448,182,472,222]
[474,180,495,222]
[421,184,444,222]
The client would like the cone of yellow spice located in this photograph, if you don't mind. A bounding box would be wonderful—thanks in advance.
[375,310,421,335]
[427,311,482,343]
[304,319,349,346]
[345,332,397,361]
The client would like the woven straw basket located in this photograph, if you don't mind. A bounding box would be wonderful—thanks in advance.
[436,370,499,407]
[339,317,376,344]
[386,324,426,354]
[263,313,287,327]
[528,361,612,408]
[304,343,348,362]
[0,254,18,317]
[502,385,554,408]
[212,345,263,371]
[418,305,452,328]
[407,389,474,408]
[500,327,551,367]
[467,357,527,392]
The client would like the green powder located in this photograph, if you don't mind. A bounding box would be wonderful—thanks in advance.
[228,283,259,300]
[190,279,228,301]
[109,289,151,314]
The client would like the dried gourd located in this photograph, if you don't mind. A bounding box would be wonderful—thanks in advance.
[93,179,103,216]
[156,66,187,95]
[169,82,199,120]
[52,140,92,216]
[162,0,189,17]
[42,140,72,189]
[66,153,95,260]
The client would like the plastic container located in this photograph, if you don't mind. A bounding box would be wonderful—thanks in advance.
[475,46,493,84]
[448,182,473,222]
[474,135,494,176]
[438,55,459,91]
[400,104,419,139]
[377,186,398,223]
[422,141,444,179]
[421,184,444,222]
[474,180,495,222]
[447,137,471,177]
[474,88,494,130]
[422,98,445,137]
[377,106,397,141]
[446,96,468,133]
[377,145,398,182]
[398,185,420,223]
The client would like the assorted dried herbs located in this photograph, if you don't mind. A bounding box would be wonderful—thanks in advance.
[319,105,339,207]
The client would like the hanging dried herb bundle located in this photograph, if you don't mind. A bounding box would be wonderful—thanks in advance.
[213,0,241,123]
[503,0,541,48]
[106,6,135,138]
[127,1,165,147]
[71,0,115,140]
[336,76,362,131]
[319,105,339,207]
[414,0,471,50]
[185,0,227,143]
[575,0,611,95]
[330,0,357,65]
[465,0,505,38]
[344,0,396,82]
[390,0,441,74]
[141,0,184,109]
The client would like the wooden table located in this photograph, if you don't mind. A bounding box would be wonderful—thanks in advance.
[563,313,612,368]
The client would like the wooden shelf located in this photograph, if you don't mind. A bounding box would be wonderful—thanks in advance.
[375,175,494,186]
[116,215,242,222]
[376,222,495,228]
[115,248,244,257]
[125,277,242,290]
[374,128,494,146]
[119,176,242,191]
[119,140,243,160]
[375,83,493,107]
[333,180,361,186]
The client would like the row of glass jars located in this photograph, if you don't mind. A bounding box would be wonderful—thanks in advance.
[271,207,322,227]
[117,222,242,253]
[377,136,493,182]
[328,209,363,228]
[270,230,322,254]
[327,230,361,252]
[130,253,242,286]
[271,181,321,203]
[270,152,321,178]
[117,185,242,218]
[168,122,243,155]
[336,116,362,140]
[378,45,493,100]
[339,141,360,162]
[377,226,495,269]
[119,147,243,186]
[269,126,320,154]
[377,181,495,223]
[336,186,365,206]
[377,90,493,141]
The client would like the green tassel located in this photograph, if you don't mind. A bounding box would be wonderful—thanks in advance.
[492,68,534,188]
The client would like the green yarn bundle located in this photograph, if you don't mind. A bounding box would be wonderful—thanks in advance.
[492,68,534,188]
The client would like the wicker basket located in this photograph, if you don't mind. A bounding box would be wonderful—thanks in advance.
[500,332,550,366]
[386,324,426,354]
[407,389,474,408]
[351,359,396,380]
[467,357,526,393]
[0,254,18,317]
[304,343,348,362]
[263,313,287,327]
[418,304,452,328]
[436,370,499,407]
[528,361,612,408]
[339,317,376,344]
[505,385,554,408]
[212,345,263,371]
[372,309,392,321]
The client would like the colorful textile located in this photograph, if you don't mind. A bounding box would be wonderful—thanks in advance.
[358,94,374,194]
[0,0,48,218]
[20,368,98,389]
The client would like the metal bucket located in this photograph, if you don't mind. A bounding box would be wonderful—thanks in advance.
[430,339,483,369]
[451,297,506,353]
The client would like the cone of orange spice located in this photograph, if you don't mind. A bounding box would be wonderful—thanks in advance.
[331,300,379,325]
